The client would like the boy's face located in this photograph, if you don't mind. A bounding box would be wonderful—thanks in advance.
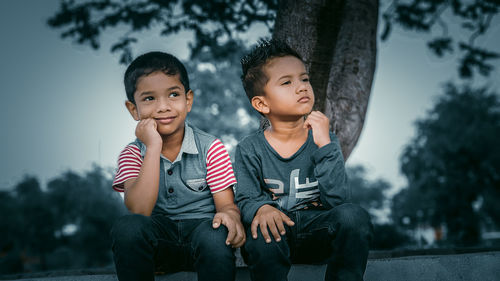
[125,71,193,137]
[253,56,314,118]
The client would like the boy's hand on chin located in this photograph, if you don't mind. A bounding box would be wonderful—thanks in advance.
[135,118,162,148]
[304,111,331,148]
[213,209,246,248]
[252,204,295,243]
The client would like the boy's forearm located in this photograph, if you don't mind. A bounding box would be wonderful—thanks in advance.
[234,146,278,225]
[313,142,350,207]
[217,203,240,215]
[213,188,241,216]
[124,146,161,216]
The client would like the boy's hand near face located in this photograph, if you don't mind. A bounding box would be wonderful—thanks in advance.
[252,204,295,243]
[123,118,163,216]
[135,118,162,148]
[304,111,331,148]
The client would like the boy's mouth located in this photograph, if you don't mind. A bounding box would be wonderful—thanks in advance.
[298,96,310,103]
[155,116,176,124]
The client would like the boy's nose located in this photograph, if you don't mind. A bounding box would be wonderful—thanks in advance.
[297,82,308,93]
[157,99,171,112]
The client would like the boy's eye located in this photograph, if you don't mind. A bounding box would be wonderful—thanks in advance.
[143,96,154,101]
[302,77,310,82]
[281,80,291,85]
[169,92,180,98]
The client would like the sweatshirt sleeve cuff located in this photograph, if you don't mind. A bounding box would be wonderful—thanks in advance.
[242,201,278,226]
[311,142,338,164]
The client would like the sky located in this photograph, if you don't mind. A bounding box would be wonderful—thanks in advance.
[0,0,499,195]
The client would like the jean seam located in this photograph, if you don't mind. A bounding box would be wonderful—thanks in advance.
[177,220,183,244]
[296,226,330,239]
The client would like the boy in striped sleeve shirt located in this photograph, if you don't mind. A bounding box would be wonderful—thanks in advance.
[110,51,245,281]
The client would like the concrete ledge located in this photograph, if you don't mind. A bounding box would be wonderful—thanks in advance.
[2,251,499,281]
[365,251,500,281]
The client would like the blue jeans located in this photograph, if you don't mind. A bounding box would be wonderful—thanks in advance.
[110,213,235,281]
[243,203,373,281]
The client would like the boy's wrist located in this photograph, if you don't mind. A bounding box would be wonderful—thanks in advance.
[219,205,241,216]
[144,143,162,155]
[145,138,162,148]
[316,138,331,148]
[256,204,276,215]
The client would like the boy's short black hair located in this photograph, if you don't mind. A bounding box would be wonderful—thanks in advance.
[240,39,303,101]
[124,51,190,103]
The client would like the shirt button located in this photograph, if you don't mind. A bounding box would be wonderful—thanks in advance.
[167,170,173,175]
[168,187,174,193]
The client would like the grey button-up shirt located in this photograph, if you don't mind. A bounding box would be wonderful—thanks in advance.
[132,123,218,220]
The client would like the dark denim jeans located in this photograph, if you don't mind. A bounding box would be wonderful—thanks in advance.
[243,203,373,281]
[110,213,235,281]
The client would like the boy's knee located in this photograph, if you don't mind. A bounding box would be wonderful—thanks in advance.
[111,214,152,244]
[330,203,373,235]
[193,220,232,255]
[244,230,289,261]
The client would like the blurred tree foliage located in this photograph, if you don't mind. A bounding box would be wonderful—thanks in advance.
[47,0,277,64]
[15,177,57,271]
[348,165,391,216]
[382,0,500,79]
[0,166,126,274]
[371,223,414,250]
[184,40,260,144]
[347,165,412,249]
[346,165,412,250]
[393,84,500,246]
[47,0,499,80]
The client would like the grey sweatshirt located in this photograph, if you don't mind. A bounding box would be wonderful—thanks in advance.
[234,129,350,225]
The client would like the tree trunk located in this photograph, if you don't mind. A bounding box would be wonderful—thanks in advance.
[273,0,378,160]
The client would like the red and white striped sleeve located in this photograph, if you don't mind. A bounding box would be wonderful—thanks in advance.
[206,139,237,194]
[112,144,143,192]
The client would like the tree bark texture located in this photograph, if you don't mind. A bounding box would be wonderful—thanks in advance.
[273,0,378,160]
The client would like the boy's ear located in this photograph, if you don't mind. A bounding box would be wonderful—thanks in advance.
[185,90,194,113]
[251,96,270,115]
[125,100,140,121]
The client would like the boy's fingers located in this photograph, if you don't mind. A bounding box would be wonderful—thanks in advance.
[226,226,236,246]
[276,218,287,235]
[280,213,295,226]
[303,117,311,128]
[309,110,324,118]
[268,218,282,242]
[238,226,247,246]
[259,222,272,243]
[305,116,318,126]
[251,219,259,239]
[233,237,245,248]
[232,227,246,248]
[212,215,222,228]
[307,111,324,121]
